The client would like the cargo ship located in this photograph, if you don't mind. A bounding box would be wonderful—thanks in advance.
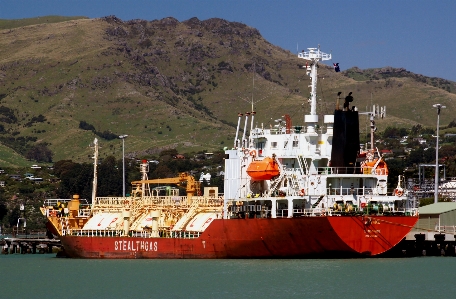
[42,47,418,258]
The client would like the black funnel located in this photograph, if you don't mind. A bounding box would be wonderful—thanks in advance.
[331,110,360,170]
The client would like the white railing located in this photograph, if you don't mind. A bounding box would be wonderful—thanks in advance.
[78,209,92,217]
[43,198,72,207]
[43,198,89,206]
[395,208,419,216]
[276,207,419,217]
[66,228,202,239]
[436,226,456,233]
[67,229,124,237]
[170,231,201,239]
[327,187,378,196]
[94,197,129,206]
[93,196,224,209]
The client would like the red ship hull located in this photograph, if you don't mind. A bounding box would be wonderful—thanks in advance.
[59,215,418,258]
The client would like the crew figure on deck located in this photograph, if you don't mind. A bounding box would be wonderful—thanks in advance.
[343,92,354,111]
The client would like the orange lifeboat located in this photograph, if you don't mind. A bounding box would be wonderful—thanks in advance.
[246,156,280,180]
[375,160,388,175]
[361,159,388,175]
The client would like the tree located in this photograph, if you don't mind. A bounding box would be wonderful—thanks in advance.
[97,156,122,197]
[423,148,436,163]
[79,120,95,131]
[410,124,423,136]
[385,158,405,189]
[407,148,425,166]
[383,127,399,138]
[399,128,408,137]
[56,161,93,200]
[25,143,53,162]
[0,190,7,226]
[150,164,174,179]
[159,149,179,162]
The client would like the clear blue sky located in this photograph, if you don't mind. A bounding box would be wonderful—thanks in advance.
[1,0,455,81]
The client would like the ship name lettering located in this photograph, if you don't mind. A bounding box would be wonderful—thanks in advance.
[365,229,381,233]
[364,229,381,237]
[114,240,158,251]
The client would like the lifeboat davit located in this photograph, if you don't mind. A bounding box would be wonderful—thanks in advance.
[246,156,280,180]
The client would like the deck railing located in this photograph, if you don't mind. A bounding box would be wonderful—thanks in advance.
[93,196,224,209]
[65,228,203,239]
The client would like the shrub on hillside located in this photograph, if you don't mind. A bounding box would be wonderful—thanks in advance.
[79,120,95,131]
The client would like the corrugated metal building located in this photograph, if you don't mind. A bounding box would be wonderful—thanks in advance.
[416,202,456,232]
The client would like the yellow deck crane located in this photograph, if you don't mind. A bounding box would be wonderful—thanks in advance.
[131,172,201,199]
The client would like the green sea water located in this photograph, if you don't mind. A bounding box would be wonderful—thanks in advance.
[0,254,454,299]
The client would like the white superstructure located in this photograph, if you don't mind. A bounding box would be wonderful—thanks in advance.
[223,47,418,219]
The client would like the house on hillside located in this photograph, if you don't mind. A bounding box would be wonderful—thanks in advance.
[9,175,21,181]
[380,149,393,156]
[28,177,43,183]
[413,137,426,145]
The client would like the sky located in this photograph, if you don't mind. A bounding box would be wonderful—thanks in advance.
[1,0,456,81]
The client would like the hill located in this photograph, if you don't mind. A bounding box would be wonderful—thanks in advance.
[0,15,455,166]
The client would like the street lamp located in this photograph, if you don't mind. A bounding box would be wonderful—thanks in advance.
[119,135,128,197]
[433,104,446,204]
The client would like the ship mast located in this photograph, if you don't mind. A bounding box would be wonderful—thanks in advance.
[298,46,331,133]
[249,63,256,148]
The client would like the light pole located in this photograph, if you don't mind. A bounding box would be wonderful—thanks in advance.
[119,135,128,197]
[433,104,445,204]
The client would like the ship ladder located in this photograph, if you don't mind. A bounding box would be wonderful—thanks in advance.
[311,195,325,209]
[289,174,302,196]
[60,217,70,236]
[297,155,309,175]
[268,168,286,196]
[267,156,286,196]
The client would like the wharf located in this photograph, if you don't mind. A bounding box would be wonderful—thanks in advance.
[1,232,61,254]
[388,231,456,257]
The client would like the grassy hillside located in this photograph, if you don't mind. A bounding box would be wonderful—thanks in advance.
[0,16,455,166]
[0,16,88,30]
[0,145,32,167]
